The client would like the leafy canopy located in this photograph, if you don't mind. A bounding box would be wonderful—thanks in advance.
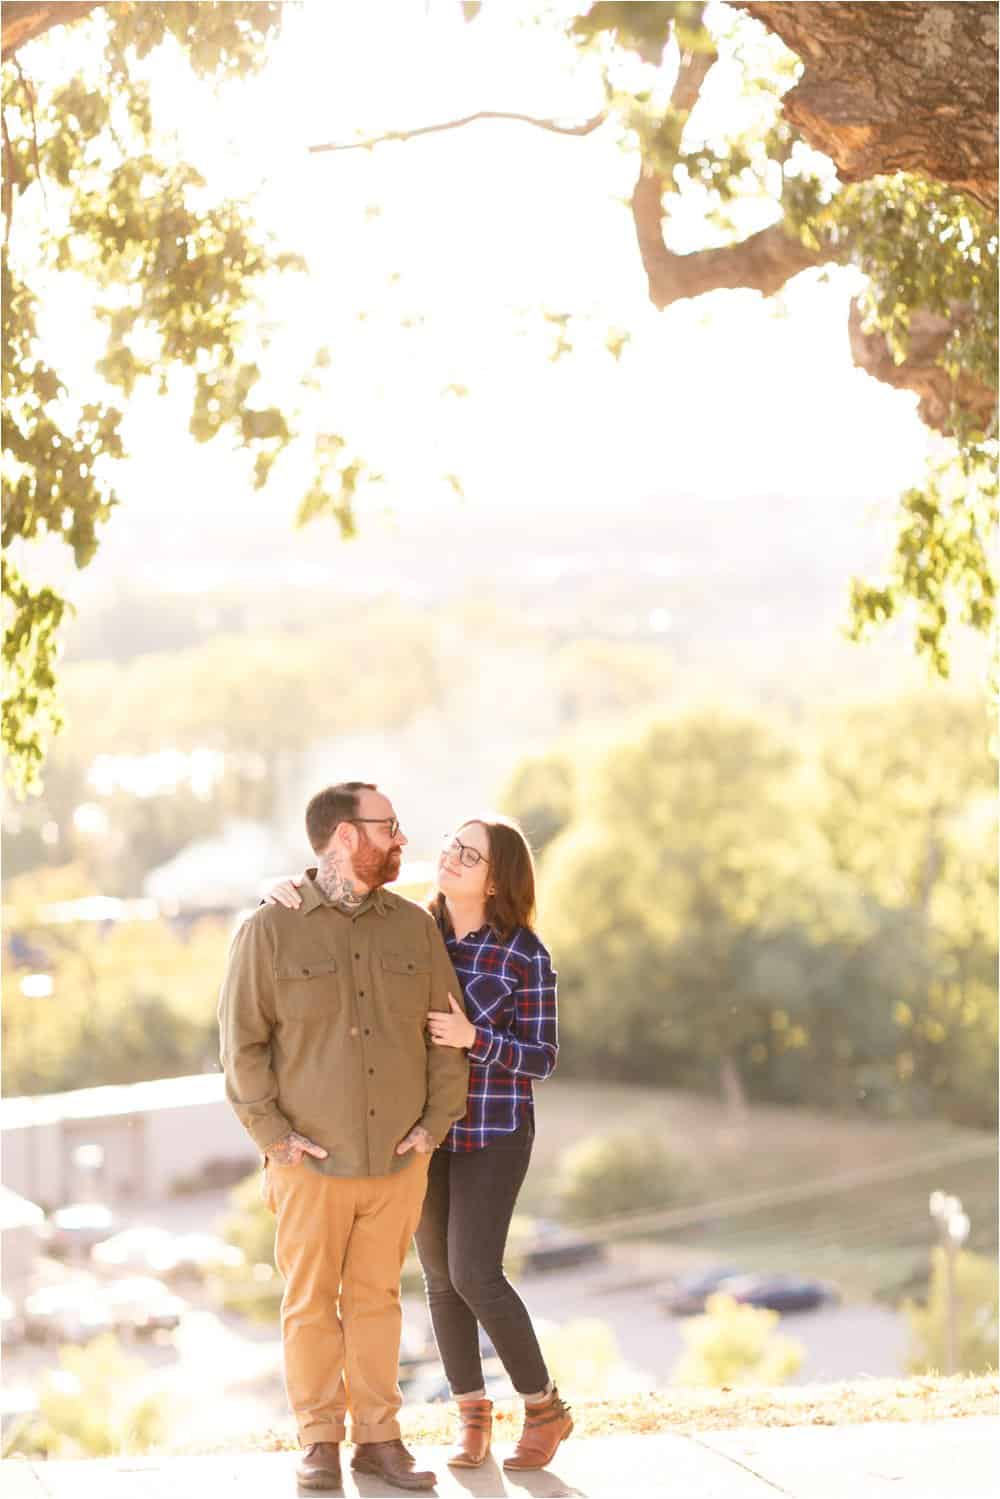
[2,3,313,791]
[3,1,996,793]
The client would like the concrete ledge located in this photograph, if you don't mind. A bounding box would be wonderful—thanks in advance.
[3,1418,998,1499]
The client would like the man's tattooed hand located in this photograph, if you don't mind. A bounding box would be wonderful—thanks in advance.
[267,1131,329,1166]
[394,1125,435,1157]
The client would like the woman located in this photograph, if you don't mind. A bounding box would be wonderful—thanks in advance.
[415,815,570,1472]
[267,814,570,1472]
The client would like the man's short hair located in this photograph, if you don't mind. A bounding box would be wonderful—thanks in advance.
[305,782,377,855]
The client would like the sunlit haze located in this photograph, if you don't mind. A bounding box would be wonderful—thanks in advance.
[19,0,931,603]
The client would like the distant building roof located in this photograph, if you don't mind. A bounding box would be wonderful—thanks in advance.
[38,896,160,925]
[143,819,293,910]
[0,1072,227,1132]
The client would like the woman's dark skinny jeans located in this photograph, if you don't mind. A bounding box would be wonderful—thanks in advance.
[414,1113,550,1397]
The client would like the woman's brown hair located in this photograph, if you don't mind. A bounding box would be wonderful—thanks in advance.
[429,814,536,941]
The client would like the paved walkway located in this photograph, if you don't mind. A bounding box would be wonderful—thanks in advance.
[3,1418,997,1498]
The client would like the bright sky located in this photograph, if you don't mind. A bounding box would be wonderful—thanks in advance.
[22,0,933,589]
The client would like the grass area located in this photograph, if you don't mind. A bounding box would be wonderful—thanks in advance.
[526,1078,993,1211]
[231,1376,999,1453]
[520,1079,998,1302]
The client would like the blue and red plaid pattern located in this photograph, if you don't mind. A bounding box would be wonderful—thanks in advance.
[439,922,558,1152]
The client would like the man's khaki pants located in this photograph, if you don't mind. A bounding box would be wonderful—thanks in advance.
[265,1154,430,1445]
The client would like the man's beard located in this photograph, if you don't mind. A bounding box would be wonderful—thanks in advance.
[352,833,401,889]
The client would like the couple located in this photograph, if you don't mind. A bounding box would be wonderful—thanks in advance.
[218,780,571,1493]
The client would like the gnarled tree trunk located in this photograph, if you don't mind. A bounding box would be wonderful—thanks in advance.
[735,2,998,211]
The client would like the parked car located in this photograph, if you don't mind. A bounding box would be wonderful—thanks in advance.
[38,1203,120,1260]
[92,1226,174,1274]
[92,1227,244,1280]
[521,1218,603,1273]
[660,1265,746,1317]
[149,1232,245,1281]
[662,1266,839,1316]
[98,1276,187,1336]
[23,1283,113,1343]
[717,1273,840,1314]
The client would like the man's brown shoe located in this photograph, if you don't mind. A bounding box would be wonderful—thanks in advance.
[296,1441,342,1491]
[351,1438,436,1492]
[503,1386,573,1471]
[447,1397,493,1467]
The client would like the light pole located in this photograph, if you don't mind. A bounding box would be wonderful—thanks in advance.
[928,1190,970,1376]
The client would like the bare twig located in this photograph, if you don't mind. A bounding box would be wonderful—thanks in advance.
[13,57,46,213]
[1,107,15,245]
[309,109,606,154]
[670,40,716,115]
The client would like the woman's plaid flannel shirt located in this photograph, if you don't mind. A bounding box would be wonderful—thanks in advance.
[438,920,558,1152]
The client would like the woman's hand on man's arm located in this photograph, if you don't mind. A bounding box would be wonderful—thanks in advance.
[262,876,304,909]
[427,993,477,1050]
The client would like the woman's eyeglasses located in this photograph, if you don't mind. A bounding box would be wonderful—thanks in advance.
[441,834,487,869]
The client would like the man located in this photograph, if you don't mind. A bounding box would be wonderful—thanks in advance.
[219,782,469,1493]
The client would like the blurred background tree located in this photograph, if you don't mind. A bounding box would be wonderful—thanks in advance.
[904,1248,999,1377]
[539,696,996,1128]
[2,2,321,790]
[2,868,229,1094]
[500,748,580,859]
[539,1317,624,1397]
[670,1291,804,1387]
[3,1332,167,1458]
[555,1130,689,1224]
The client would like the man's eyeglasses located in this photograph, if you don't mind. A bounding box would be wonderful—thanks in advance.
[349,817,401,839]
[441,834,487,869]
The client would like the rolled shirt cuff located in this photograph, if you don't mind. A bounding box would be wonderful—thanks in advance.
[467,1025,496,1063]
[417,1109,459,1146]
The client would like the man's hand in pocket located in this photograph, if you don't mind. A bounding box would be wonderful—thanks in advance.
[395,1126,434,1156]
[268,1131,328,1166]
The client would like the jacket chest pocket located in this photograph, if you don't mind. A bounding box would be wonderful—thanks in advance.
[380,952,430,1011]
[277,958,339,1019]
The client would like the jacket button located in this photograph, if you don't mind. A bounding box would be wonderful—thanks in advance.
[302,968,310,976]
[369,1108,375,1117]
[359,990,365,997]
[354,952,361,959]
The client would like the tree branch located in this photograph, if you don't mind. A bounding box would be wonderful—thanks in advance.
[632,167,827,308]
[848,301,997,436]
[629,39,825,309]
[12,58,47,213]
[2,1,103,60]
[309,109,606,155]
[671,35,716,115]
[1,108,15,245]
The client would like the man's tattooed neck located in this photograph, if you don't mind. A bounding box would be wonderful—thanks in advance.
[316,857,367,912]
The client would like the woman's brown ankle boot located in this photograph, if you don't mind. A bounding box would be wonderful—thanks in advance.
[447,1397,493,1468]
[503,1386,573,1471]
